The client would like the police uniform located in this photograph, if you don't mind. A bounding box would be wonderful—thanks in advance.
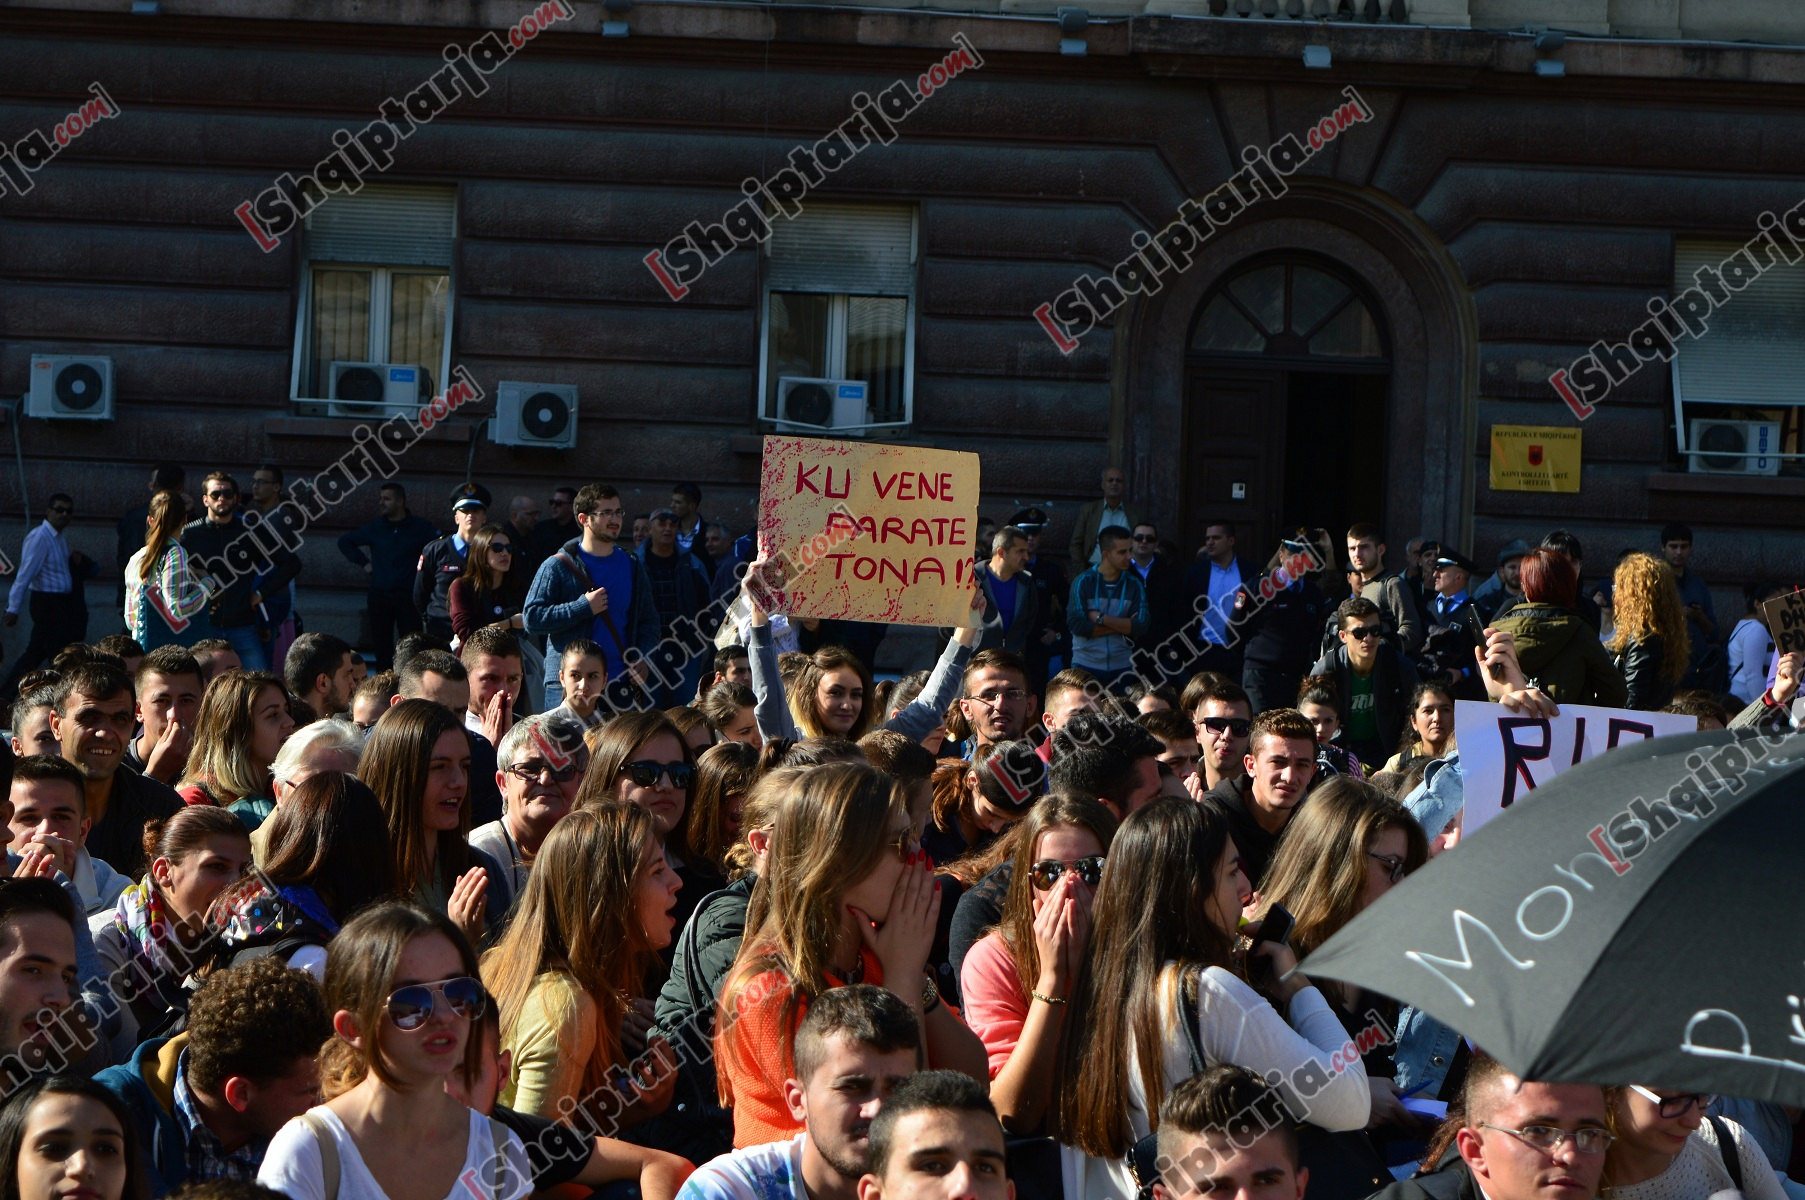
[414,482,491,642]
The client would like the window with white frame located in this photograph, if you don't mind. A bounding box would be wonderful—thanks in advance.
[291,184,456,410]
[1672,238,1805,473]
[760,203,916,430]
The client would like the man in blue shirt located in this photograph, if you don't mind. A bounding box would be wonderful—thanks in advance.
[338,482,439,668]
[3,493,83,698]
[1181,522,1251,683]
[524,483,660,710]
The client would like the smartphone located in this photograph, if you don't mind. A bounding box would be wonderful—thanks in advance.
[1251,903,1294,949]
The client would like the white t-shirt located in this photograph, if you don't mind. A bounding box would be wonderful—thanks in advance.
[1610,1117,1787,1200]
[258,1105,533,1200]
[678,1135,808,1200]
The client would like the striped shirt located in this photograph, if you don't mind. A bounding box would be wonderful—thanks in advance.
[8,519,73,612]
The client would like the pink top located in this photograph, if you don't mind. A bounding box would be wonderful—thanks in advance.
[959,929,1029,1079]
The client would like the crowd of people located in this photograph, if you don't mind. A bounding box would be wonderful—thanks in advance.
[0,458,1792,1200]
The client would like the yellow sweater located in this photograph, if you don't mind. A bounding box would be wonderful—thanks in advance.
[499,972,607,1119]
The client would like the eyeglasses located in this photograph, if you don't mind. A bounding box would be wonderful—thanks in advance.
[489,545,514,555]
[1478,1123,1614,1156]
[1029,856,1106,890]
[1368,852,1409,884]
[892,829,921,862]
[1199,716,1251,738]
[1132,534,1157,542]
[1346,626,1383,641]
[967,688,1028,706]
[505,760,582,784]
[386,975,486,1030]
[1629,1085,1716,1119]
[206,490,236,500]
[621,760,693,790]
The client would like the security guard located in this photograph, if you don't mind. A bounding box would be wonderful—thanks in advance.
[414,481,491,642]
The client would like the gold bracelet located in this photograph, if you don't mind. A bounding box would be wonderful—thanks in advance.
[1031,990,1067,1006]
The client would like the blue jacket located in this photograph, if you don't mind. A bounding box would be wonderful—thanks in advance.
[94,1034,189,1197]
[523,538,660,682]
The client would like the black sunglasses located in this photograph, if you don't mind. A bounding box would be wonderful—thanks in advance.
[621,759,694,790]
[1131,534,1157,542]
[1347,625,1383,641]
[505,760,582,784]
[1199,716,1251,738]
[1029,856,1106,890]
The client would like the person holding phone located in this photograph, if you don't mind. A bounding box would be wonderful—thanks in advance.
[1255,777,1429,1136]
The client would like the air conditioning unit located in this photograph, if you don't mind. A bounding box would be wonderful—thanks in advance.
[491,382,577,449]
[1687,419,1781,476]
[26,355,113,420]
[328,361,428,419]
[773,376,871,434]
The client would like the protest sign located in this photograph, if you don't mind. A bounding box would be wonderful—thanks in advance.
[757,436,980,627]
[1759,589,1805,656]
[1456,700,1697,833]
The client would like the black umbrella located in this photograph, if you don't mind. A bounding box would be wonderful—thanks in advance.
[1299,727,1805,1105]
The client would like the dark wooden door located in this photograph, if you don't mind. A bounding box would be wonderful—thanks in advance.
[1182,366,1287,559]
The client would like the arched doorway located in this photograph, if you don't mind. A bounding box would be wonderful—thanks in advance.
[1183,254,1391,560]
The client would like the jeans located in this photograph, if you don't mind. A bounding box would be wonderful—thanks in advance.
[215,622,269,672]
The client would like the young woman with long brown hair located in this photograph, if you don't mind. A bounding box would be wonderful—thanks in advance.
[1055,797,1371,1199]
[714,761,986,1148]
[176,670,295,807]
[124,490,208,651]
[959,793,1117,1133]
[1254,776,1428,1130]
[481,803,680,1128]
[359,699,500,946]
[738,559,982,742]
[448,524,527,647]
[257,903,531,1200]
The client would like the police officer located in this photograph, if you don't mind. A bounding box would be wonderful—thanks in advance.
[414,481,491,642]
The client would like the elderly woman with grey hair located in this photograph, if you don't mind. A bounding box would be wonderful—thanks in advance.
[238,716,363,857]
[467,710,590,914]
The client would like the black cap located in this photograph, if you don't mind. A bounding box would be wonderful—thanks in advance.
[451,481,492,513]
[1008,507,1049,530]
[1434,549,1478,574]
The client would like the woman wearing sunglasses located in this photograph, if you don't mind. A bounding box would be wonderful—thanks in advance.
[577,711,722,939]
[960,794,1117,1134]
[1603,1086,1785,1200]
[481,804,680,1130]
[716,761,987,1148]
[1255,778,1428,1138]
[360,700,503,948]
[449,526,528,647]
[259,903,532,1200]
[1056,797,1372,1200]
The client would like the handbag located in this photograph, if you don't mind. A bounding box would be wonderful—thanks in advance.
[1128,965,1207,1198]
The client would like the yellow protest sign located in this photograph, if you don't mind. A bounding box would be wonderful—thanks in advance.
[757,437,980,627]
[1490,425,1581,493]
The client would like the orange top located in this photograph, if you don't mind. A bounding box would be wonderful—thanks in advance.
[718,946,884,1148]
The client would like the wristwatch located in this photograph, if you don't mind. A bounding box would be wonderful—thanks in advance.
[921,972,941,1013]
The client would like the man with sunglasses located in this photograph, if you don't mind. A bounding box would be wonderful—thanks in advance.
[1309,597,1419,772]
[1188,678,1253,793]
[1127,523,1184,650]
[182,470,301,674]
[2,492,85,697]
[1369,1054,1610,1200]
[469,712,588,914]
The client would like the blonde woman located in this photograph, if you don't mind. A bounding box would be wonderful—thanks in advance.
[481,803,680,1128]
[1607,552,1691,711]
[175,670,295,807]
[124,491,209,650]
